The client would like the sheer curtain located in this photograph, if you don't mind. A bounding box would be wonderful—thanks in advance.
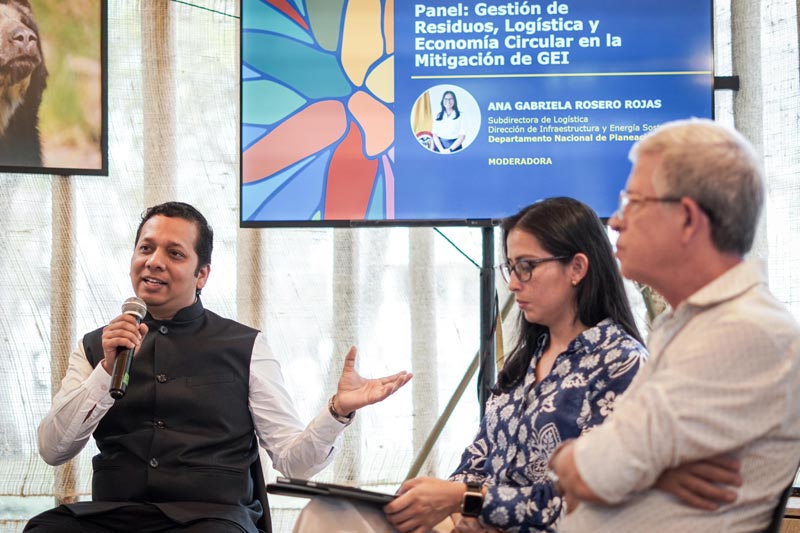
[0,1,798,532]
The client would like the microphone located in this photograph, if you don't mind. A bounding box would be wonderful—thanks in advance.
[109,297,147,400]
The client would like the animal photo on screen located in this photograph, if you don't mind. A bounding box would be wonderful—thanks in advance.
[0,0,46,167]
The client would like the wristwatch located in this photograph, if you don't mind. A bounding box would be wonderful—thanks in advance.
[461,481,484,517]
[327,395,355,425]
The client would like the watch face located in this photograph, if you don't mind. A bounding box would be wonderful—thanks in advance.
[462,491,483,517]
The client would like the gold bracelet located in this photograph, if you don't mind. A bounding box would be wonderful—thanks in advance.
[328,395,355,425]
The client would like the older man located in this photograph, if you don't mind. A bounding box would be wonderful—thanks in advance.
[550,119,800,531]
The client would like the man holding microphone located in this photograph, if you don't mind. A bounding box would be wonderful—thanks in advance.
[27,201,412,532]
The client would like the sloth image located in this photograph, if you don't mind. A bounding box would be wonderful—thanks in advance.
[0,0,46,167]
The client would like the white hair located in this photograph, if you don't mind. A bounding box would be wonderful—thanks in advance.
[629,118,764,255]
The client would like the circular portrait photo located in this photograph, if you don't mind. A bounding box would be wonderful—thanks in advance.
[410,85,481,154]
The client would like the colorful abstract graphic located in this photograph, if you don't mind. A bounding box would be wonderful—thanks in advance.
[241,0,395,223]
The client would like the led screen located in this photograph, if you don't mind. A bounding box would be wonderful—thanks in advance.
[241,0,712,226]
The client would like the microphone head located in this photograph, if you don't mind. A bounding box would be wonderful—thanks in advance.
[121,296,147,321]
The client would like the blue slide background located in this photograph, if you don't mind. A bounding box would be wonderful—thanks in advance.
[393,0,713,221]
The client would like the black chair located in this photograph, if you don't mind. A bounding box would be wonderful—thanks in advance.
[763,481,794,533]
[250,454,272,533]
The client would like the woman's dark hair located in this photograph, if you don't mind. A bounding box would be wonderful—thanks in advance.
[495,197,642,392]
[435,90,460,121]
[134,201,214,275]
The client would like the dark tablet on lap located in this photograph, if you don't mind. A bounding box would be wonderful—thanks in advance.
[266,477,396,506]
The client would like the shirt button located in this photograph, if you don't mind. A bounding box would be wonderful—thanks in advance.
[149,458,159,468]
[154,419,166,429]
[156,374,167,383]
[158,326,168,334]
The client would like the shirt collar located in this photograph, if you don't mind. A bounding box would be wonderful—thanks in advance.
[145,296,205,325]
[534,317,615,356]
[572,317,615,353]
[684,258,765,309]
[652,259,766,331]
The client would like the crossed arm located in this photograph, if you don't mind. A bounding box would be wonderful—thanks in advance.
[547,320,784,510]
[549,441,741,511]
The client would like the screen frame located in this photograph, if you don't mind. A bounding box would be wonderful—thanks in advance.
[0,0,109,177]
[239,0,716,229]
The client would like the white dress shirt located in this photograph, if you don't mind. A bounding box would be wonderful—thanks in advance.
[560,260,800,532]
[432,111,465,140]
[38,331,347,479]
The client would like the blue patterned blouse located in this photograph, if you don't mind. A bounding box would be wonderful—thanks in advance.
[449,318,647,532]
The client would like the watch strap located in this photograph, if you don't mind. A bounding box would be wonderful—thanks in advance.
[461,481,484,517]
[328,395,355,425]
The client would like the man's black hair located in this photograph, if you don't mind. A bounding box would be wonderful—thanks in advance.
[134,201,213,275]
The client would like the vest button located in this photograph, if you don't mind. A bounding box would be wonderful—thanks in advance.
[156,374,167,383]
[149,458,159,468]
[158,326,168,334]
[154,419,166,429]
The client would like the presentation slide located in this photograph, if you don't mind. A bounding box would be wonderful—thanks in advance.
[241,0,712,226]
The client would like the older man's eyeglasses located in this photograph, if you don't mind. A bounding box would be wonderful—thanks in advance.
[615,190,682,221]
[498,256,570,283]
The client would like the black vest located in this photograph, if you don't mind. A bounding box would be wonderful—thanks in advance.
[82,299,260,525]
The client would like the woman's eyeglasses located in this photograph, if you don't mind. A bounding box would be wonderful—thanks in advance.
[497,256,570,283]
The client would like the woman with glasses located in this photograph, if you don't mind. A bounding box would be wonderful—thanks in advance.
[432,90,466,153]
[384,197,647,533]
